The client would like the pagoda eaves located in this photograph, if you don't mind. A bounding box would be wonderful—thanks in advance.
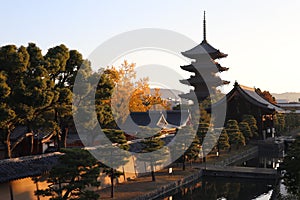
[179,11,229,102]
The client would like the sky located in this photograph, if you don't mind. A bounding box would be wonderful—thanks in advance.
[1,0,300,93]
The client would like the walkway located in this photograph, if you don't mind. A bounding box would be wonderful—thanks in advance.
[98,167,198,200]
[97,146,270,200]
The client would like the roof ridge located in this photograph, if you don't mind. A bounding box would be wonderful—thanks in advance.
[239,84,255,91]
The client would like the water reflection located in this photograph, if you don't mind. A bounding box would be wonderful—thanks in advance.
[157,177,275,200]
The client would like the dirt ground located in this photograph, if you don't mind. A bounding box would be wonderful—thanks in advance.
[97,147,251,200]
[98,166,198,200]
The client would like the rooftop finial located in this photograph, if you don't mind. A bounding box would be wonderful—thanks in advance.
[203,11,207,42]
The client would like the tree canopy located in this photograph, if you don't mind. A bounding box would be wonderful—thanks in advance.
[35,148,101,200]
[282,136,300,199]
[255,88,277,104]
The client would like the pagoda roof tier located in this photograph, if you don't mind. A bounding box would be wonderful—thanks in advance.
[180,64,198,73]
[180,80,229,89]
[179,90,210,102]
[182,12,227,60]
[214,62,229,72]
[179,76,223,86]
[182,40,228,60]
[180,62,228,73]
[180,64,219,73]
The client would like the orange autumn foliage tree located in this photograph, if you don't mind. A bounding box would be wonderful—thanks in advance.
[255,88,277,104]
[129,85,171,112]
[110,61,135,124]
[109,61,170,124]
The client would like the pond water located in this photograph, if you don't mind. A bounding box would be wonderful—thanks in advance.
[156,155,284,200]
[156,177,275,200]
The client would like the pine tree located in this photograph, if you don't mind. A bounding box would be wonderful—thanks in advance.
[0,44,57,158]
[226,120,245,149]
[282,136,300,198]
[101,129,129,198]
[242,115,259,138]
[239,122,253,143]
[170,126,195,171]
[217,129,230,151]
[185,136,201,164]
[140,136,166,181]
[197,122,210,144]
[95,68,117,129]
[35,149,101,200]
[273,113,285,134]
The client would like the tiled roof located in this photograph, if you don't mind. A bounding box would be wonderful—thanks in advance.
[9,126,55,145]
[121,110,191,132]
[120,111,168,132]
[10,126,29,140]
[215,82,283,113]
[182,40,228,60]
[0,152,62,183]
[238,84,283,112]
[165,110,191,127]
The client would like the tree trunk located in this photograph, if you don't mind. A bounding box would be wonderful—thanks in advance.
[35,180,40,200]
[56,131,61,151]
[151,164,155,182]
[182,155,186,171]
[122,166,126,182]
[6,129,12,159]
[54,110,61,151]
[29,135,34,155]
[111,168,114,198]
[58,179,62,198]
[61,127,68,148]
[9,181,14,200]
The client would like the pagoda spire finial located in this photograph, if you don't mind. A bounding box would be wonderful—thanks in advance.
[203,11,207,42]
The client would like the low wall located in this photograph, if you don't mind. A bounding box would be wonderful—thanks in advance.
[133,170,203,200]
[0,177,49,200]
[216,146,259,166]
[202,168,278,180]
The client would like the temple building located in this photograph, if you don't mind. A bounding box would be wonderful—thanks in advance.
[179,11,229,103]
[216,82,284,139]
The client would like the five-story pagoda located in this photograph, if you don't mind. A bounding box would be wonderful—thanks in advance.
[179,11,229,103]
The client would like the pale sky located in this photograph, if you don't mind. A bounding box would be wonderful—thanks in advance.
[1,0,300,93]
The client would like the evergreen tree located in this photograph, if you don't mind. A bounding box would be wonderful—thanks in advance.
[274,113,285,134]
[217,129,230,151]
[101,129,129,198]
[141,136,166,181]
[202,130,219,158]
[285,112,300,131]
[45,45,86,148]
[0,44,56,158]
[194,103,212,146]
[35,148,101,200]
[103,129,128,147]
[239,122,253,143]
[197,122,210,144]
[95,69,116,129]
[282,136,300,198]
[242,115,259,138]
[185,136,201,164]
[170,126,195,171]
[136,126,161,139]
[226,120,245,149]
